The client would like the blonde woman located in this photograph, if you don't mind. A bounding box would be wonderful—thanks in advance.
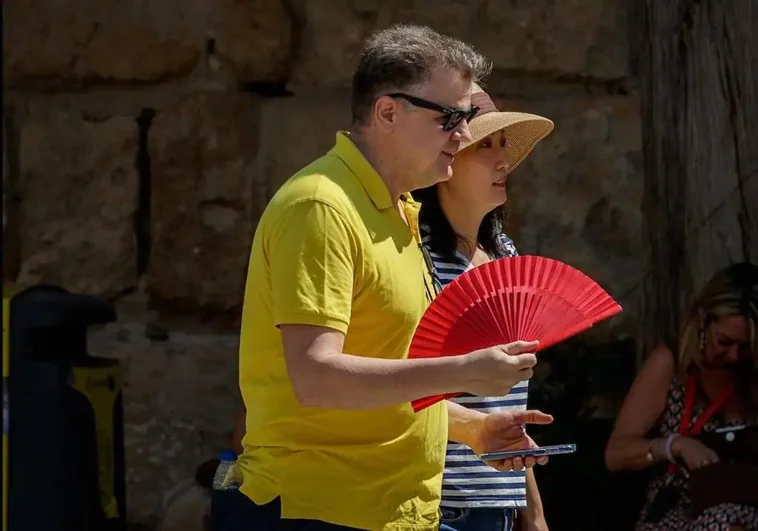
[605,262,758,531]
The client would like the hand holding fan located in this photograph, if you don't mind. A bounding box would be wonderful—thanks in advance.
[409,255,622,412]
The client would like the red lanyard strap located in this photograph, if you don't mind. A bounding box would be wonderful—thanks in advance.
[679,373,734,436]
[667,373,734,474]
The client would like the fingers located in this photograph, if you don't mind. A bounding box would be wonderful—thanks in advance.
[488,456,543,472]
[688,448,720,470]
[503,340,539,355]
[698,453,720,468]
[536,456,549,466]
[488,458,523,472]
[508,353,538,370]
[513,409,554,425]
[485,457,515,472]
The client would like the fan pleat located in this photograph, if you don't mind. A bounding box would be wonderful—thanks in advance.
[408,255,622,412]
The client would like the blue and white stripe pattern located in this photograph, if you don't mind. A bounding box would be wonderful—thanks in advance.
[421,229,528,509]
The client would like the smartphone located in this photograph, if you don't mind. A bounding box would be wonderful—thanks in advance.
[479,444,577,461]
[714,424,745,434]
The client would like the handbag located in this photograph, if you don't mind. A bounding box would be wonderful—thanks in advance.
[688,425,758,514]
[689,463,758,514]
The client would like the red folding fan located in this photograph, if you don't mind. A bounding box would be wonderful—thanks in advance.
[409,255,622,412]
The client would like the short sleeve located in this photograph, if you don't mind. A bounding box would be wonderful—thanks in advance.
[267,200,357,334]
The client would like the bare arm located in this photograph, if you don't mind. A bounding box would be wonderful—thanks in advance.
[446,400,487,449]
[281,325,534,409]
[519,469,547,529]
[604,345,675,472]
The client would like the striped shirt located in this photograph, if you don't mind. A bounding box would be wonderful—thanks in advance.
[421,229,528,509]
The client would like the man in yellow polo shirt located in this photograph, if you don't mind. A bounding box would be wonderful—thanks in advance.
[222,24,553,531]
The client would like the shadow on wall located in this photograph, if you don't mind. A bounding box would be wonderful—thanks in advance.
[527,337,650,531]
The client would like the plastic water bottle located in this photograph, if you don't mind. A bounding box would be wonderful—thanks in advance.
[212,449,241,491]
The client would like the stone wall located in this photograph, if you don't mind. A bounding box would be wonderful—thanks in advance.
[3,1,643,528]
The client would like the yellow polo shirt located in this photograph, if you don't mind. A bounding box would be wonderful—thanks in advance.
[237,132,447,530]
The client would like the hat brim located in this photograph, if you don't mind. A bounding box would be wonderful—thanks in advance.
[459,112,555,173]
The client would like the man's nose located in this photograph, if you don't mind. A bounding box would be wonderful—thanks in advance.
[452,119,473,143]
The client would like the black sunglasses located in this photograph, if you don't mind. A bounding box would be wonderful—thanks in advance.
[418,242,443,303]
[387,93,480,132]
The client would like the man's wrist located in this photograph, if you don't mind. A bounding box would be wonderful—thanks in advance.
[446,402,487,452]
[424,355,476,397]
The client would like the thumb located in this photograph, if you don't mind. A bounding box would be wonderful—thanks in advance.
[513,409,554,425]
[505,340,539,355]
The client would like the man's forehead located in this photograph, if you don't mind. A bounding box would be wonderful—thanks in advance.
[416,69,474,108]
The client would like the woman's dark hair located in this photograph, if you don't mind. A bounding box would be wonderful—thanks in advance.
[414,184,509,264]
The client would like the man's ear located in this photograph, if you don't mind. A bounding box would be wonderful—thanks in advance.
[373,95,398,133]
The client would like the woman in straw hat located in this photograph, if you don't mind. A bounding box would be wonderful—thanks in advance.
[414,84,555,531]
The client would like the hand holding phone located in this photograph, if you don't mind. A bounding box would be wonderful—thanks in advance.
[479,443,577,462]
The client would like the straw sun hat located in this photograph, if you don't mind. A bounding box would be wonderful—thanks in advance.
[461,84,555,173]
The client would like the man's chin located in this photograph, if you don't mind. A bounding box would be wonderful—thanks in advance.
[413,168,451,190]
[437,164,454,182]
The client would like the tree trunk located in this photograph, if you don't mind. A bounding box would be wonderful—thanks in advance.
[634,0,758,355]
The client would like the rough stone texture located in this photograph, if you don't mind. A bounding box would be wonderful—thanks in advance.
[500,95,643,339]
[2,120,10,258]
[287,0,629,90]
[2,123,7,233]
[3,0,207,85]
[147,93,262,316]
[212,0,294,83]
[16,110,139,297]
[2,118,18,282]
[88,323,238,528]
[4,73,239,127]
[4,0,294,86]
[256,91,353,208]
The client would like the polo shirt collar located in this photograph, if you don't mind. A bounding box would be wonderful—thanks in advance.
[331,131,393,210]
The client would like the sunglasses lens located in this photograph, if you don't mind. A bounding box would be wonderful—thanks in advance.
[465,107,479,122]
[443,112,464,132]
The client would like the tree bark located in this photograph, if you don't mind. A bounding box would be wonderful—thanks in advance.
[634,0,758,355]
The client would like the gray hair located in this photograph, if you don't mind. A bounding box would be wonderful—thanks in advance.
[351,24,492,125]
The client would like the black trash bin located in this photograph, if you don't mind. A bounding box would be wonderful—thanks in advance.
[3,284,126,531]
